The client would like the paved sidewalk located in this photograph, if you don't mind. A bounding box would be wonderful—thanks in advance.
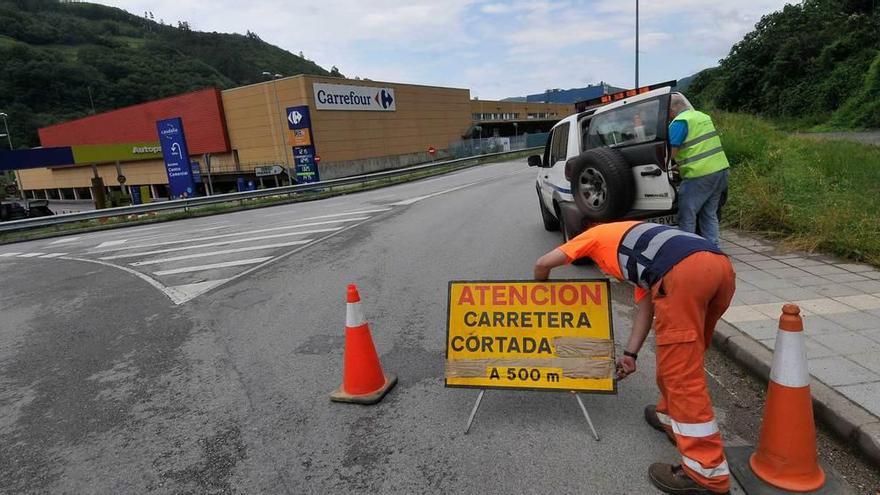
[719,230,880,420]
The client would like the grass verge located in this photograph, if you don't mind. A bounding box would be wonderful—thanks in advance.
[716,111,880,266]
[0,151,534,245]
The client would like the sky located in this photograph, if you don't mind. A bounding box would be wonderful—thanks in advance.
[100,0,792,100]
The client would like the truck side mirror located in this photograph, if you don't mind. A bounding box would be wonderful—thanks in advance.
[527,155,543,167]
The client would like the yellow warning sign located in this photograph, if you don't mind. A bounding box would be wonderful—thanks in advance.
[445,280,615,393]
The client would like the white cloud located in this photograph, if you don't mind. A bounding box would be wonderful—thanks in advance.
[98,0,794,99]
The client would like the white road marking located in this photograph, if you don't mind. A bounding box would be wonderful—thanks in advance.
[129,240,313,266]
[390,182,483,206]
[40,253,67,258]
[0,252,22,257]
[59,256,186,304]
[153,257,273,276]
[164,278,233,303]
[99,227,341,260]
[92,217,368,253]
[49,236,82,245]
[264,207,391,218]
[95,240,128,249]
[18,253,45,258]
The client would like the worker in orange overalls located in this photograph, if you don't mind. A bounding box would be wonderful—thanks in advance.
[534,221,735,495]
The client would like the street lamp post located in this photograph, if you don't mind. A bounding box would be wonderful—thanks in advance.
[262,71,293,186]
[0,112,24,204]
[635,0,640,88]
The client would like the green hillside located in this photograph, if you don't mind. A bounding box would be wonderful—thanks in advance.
[0,0,337,148]
[687,0,880,129]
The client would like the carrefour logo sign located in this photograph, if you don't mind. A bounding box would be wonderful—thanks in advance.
[313,82,396,112]
[288,110,303,126]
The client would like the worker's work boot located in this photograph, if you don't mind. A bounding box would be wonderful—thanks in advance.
[648,463,729,495]
[644,405,676,445]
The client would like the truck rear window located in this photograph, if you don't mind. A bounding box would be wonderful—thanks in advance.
[587,99,660,149]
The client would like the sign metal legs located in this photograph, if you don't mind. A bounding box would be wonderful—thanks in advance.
[574,393,600,441]
[463,389,600,441]
[464,389,485,435]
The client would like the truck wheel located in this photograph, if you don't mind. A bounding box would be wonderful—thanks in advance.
[569,148,634,221]
[537,188,559,231]
[558,204,593,266]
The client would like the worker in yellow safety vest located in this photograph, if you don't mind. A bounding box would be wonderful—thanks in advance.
[668,95,729,248]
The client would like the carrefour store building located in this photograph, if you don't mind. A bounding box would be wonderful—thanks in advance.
[17,75,572,201]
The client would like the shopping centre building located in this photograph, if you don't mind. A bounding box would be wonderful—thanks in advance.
[15,75,574,201]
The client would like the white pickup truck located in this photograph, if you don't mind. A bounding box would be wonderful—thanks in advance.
[529,85,690,243]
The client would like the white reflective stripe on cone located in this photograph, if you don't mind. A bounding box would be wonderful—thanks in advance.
[770,329,810,388]
[670,418,719,438]
[682,456,730,478]
[656,411,672,426]
[346,302,365,327]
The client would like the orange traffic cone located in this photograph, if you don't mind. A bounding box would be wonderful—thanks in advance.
[330,284,397,405]
[749,304,825,491]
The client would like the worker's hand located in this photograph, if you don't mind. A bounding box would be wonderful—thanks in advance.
[615,355,637,380]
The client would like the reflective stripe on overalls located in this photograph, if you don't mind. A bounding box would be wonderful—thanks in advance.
[673,110,730,179]
[617,222,705,288]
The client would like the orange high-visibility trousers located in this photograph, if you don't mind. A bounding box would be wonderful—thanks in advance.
[651,251,736,493]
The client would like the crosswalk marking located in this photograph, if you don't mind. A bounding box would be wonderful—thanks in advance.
[18,253,45,258]
[91,217,368,253]
[0,252,22,257]
[49,236,81,245]
[153,257,273,276]
[40,253,67,258]
[99,227,341,260]
[129,240,313,266]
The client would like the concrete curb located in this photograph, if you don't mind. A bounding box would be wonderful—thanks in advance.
[712,319,880,468]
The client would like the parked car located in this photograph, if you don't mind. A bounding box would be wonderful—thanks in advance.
[26,199,54,217]
[530,84,685,244]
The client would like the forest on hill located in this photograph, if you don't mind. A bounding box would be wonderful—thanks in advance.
[688,0,880,129]
[0,0,338,147]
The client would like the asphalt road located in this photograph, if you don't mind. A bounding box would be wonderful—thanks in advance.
[0,159,864,493]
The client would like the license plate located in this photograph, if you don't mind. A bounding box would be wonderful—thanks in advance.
[647,214,677,226]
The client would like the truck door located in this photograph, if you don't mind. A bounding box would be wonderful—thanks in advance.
[587,98,674,212]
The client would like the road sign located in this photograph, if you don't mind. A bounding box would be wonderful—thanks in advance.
[445,280,615,393]
[191,162,202,184]
[293,146,320,184]
[428,146,436,155]
[255,165,284,177]
[117,174,126,184]
[156,117,195,199]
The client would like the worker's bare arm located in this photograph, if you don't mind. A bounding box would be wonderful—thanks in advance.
[533,248,570,281]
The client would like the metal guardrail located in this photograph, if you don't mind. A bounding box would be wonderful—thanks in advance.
[0,147,541,234]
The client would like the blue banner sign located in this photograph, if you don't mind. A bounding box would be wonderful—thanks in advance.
[191,162,202,184]
[0,147,75,171]
[237,177,246,192]
[156,117,195,199]
[292,146,320,184]
[131,186,142,205]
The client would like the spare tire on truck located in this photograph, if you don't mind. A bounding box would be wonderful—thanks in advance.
[567,148,634,221]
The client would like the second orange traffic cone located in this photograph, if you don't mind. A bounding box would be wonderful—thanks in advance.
[329,284,397,405]
[749,304,825,492]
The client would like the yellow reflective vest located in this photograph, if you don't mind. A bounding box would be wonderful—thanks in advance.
[672,110,729,179]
